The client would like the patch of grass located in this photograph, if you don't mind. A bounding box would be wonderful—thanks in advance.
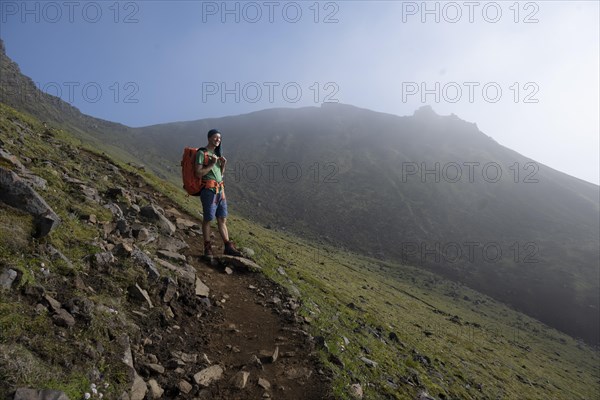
[0,205,34,254]
[0,300,48,342]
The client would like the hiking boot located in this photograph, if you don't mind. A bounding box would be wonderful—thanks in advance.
[204,241,213,257]
[224,241,243,257]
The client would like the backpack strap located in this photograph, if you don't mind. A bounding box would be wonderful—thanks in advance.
[198,147,210,166]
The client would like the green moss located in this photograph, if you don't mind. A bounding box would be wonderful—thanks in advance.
[0,301,49,342]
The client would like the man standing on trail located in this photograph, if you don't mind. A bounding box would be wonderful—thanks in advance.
[195,128,243,257]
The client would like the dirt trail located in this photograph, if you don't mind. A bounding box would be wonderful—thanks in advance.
[136,185,332,399]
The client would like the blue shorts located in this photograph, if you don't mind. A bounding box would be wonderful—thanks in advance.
[200,189,228,222]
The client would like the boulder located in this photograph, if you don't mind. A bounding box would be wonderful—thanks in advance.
[140,205,175,235]
[0,166,60,237]
[216,255,262,272]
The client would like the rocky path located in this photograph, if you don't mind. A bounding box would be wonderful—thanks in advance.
[173,241,332,399]
[113,176,333,399]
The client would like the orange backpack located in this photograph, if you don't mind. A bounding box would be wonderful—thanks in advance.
[181,147,206,196]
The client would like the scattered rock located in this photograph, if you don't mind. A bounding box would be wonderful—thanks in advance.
[13,388,69,400]
[284,366,312,380]
[349,383,363,399]
[131,249,160,280]
[258,346,279,363]
[0,268,18,290]
[417,391,437,400]
[164,207,182,218]
[230,370,250,389]
[113,242,134,257]
[360,357,378,368]
[135,227,150,241]
[161,278,178,303]
[195,278,210,297]
[175,217,197,230]
[106,186,129,200]
[47,245,73,267]
[140,204,176,235]
[178,380,192,394]
[80,185,101,202]
[147,379,164,399]
[155,258,195,284]
[129,284,154,308]
[157,236,188,253]
[52,308,76,327]
[120,334,135,370]
[193,365,224,387]
[115,219,131,236]
[146,363,165,375]
[412,350,431,367]
[43,295,62,313]
[23,174,47,191]
[171,351,198,364]
[93,251,116,268]
[0,148,25,170]
[104,203,124,219]
[130,375,147,400]
[157,250,186,263]
[258,377,271,390]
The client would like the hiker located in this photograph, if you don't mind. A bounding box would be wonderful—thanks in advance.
[195,128,243,257]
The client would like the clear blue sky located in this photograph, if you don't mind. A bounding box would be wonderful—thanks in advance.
[1,1,598,184]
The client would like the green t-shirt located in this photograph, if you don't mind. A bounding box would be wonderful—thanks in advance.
[196,148,222,192]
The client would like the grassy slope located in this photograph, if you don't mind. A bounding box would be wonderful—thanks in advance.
[0,104,131,398]
[0,102,598,399]
[230,220,599,399]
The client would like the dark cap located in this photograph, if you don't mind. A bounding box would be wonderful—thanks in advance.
[207,129,220,138]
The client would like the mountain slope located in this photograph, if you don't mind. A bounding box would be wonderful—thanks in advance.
[132,104,600,345]
[0,102,598,400]
[1,39,598,345]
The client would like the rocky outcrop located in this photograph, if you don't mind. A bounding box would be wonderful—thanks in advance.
[0,166,60,237]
